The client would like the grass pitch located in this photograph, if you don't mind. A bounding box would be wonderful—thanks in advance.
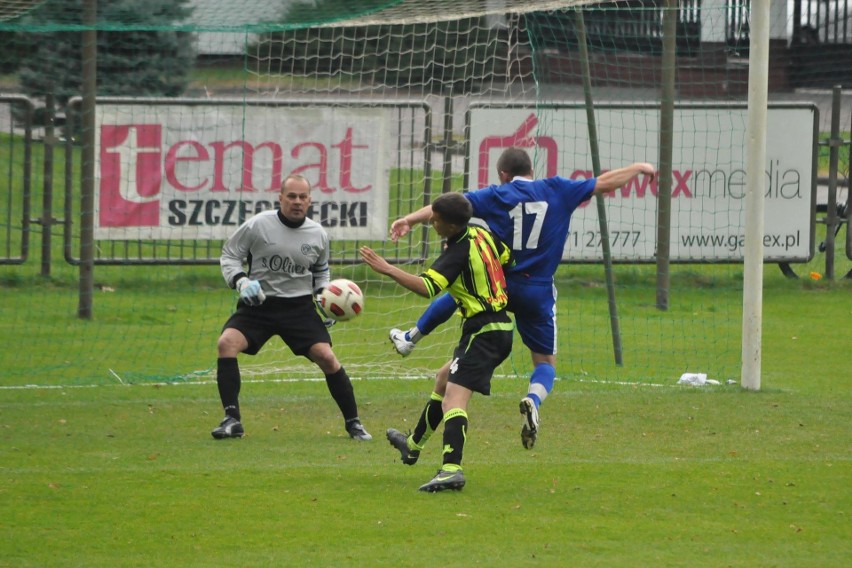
[2,343,850,566]
[1,198,850,566]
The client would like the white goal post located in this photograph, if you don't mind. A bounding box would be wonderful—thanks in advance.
[743,0,771,390]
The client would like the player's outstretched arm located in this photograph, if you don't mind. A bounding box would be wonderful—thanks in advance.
[390,205,434,241]
[593,162,656,195]
[360,246,429,297]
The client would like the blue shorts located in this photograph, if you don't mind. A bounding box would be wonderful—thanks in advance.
[506,278,557,356]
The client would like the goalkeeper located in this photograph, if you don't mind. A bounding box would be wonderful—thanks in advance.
[360,192,513,492]
[211,174,372,442]
[387,148,655,450]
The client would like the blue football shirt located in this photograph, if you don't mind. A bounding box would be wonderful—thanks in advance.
[465,176,596,283]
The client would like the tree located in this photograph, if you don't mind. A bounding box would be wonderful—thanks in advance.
[15,0,195,123]
[0,31,37,74]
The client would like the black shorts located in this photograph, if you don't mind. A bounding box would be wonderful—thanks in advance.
[222,296,331,357]
[447,320,513,396]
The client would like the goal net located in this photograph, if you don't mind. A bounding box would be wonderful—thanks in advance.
[1,0,846,387]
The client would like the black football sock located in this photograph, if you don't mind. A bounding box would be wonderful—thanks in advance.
[325,367,358,421]
[216,357,241,421]
[411,391,444,449]
[441,408,468,467]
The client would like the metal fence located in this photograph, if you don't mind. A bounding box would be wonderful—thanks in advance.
[525,0,703,57]
[729,0,852,49]
[3,96,435,266]
[0,95,33,265]
[1,94,848,271]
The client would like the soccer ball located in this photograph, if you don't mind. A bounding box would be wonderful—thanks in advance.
[319,279,364,322]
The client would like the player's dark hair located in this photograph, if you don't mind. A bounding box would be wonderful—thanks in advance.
[496,147,533,178]
[432,192,472,227]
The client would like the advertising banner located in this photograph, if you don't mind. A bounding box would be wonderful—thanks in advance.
[95,104,389,241]
[468,104,816,262]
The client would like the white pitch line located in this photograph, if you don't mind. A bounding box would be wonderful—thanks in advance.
[0,374,679,390]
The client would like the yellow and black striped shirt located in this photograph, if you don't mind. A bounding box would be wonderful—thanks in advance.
[420,225,512,322]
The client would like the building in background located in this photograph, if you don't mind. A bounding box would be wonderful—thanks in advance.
[188,0,293,57]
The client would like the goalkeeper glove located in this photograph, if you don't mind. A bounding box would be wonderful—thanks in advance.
[315,290,336,328]
[236,277,266,306]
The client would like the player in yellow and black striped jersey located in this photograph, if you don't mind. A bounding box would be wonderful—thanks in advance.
[360,192,514,492]
[422,223,510,321]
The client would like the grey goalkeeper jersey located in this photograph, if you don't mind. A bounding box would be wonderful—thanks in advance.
[220,210,330,298]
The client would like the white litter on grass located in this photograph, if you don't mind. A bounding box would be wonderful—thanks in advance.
[677,372,721,386]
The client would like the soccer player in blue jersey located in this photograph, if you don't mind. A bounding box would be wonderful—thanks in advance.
[387,147,654,451]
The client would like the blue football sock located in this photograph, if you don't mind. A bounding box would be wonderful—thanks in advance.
[412,293,456,337]
[527,363,555,408]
